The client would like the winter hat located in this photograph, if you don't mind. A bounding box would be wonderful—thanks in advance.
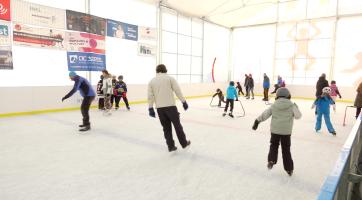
[229,81,235,86]
[69,71,77,77]
[276,87,290,98]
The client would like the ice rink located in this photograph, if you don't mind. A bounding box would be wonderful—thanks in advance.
[0,97,357,200]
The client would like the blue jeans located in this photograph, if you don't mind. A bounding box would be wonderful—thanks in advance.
[315,110,335,133]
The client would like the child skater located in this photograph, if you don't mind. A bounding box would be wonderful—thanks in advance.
[252,88,302,176]
[212,88,226,107]
[330,80,342,102]
[312,87,337,135]
[236,82,244,96]
[116,75,130,110]
[223,81,238,118]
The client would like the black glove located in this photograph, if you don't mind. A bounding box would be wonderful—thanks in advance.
[252,119,260,130]
[235,98,239,101]
[148,108,156,118]
[183,101,189,111]
[339,95,342,99]
[61,97,66,102]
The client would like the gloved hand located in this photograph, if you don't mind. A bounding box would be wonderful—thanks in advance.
[61,97,66,102]
[333,104,336,112]
[339,95,342,99]
[252,119,260,130]
[311,104,316,109]
[235,98,239,101]
[148,108,156,118]
[183,101,189,111]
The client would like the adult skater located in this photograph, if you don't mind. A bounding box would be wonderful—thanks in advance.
[96,75,104,110]
[252,88,302,176]
[244,74,249,97]
[246,74,254,100]
[354,81,362,119]
[263,73,270,101]
[223,81,238,118]
[62,71,95,131]
[148,64,191,152]
[316,73,329,98]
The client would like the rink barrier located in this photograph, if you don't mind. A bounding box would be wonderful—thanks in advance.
[317,114,362,200]
[0,94,354,118]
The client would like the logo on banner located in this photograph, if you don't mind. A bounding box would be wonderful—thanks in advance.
[0,4,8,15]
[0,25,8,36]
[69,55,78,63]
[67,52,106,71]
[0,0,10,21]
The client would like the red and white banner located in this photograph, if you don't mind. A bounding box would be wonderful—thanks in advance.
[0,0,11,21]
[138,26,157,41]
[13,23,65,50]
[65,32,105,54]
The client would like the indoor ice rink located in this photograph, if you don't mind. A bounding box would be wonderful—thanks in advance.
[0,0,362,200]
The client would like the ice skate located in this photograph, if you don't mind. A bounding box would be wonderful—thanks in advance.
[168,146,177,152]
[287,170,293,176]
[79,126,91,132]
[182,140,191,149]
[267,161,274,170]
[127,106,131,111]
[331,131,337,136]
[79,124,86,128]
[228,113,234,118]
[222,112,226,117]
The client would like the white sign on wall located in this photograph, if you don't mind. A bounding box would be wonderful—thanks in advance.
[12,0,66,29]
[138,43,157,57]
[138,26,157,41]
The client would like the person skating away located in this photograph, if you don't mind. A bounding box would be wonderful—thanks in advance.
[330,80,342,103]
[354,81,362,119]
[244,74,249,97]
[62,71,96,132]
[236,82,244,96]
[96,75,105,110]
[271,76,283,94]
[312,87,337,136]
[101,70,113,115]
[246,74,254,100]
[212,88,226,107]
[148,64,191,152]
[223,81,239,118]
[252,88,302,176]
[115,75,130,110]
[263,73,270,101]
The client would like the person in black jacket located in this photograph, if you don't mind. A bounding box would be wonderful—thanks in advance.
[315,73,329,98]
[244,74,249,97]
[236,82,244,96]
[246,74,254,100]
[212,88,226,107]
[114,75,130,110]
[96,75,104,110]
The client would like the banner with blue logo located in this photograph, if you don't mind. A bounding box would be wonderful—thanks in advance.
[67,52,106,71]
[107,19,138,41]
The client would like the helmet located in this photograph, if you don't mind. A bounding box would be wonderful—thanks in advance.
[276,87,290,99]
[322,87,331,94]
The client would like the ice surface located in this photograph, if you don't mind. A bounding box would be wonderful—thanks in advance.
[0,97,356,200]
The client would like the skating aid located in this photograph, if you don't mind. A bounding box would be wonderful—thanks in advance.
[343,105,356,126]
[234,100,246,118]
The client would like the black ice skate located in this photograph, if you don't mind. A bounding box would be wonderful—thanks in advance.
[168,146,177,152]
[79,126,91,132]
[127,106,130,111]
[228,113,234,118]
[222,113,226,117]
[331,131,337,136]
[79,124,86,127]
[182,140,191,149]
[267,161,274,169]
[287,170,293,176]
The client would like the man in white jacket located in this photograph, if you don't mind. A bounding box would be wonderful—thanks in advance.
[148,64,191,152]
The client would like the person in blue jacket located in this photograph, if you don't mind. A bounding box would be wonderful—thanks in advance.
[223,81,239,118]
[312,87,336,136]
[263,73,270,101]
[62,71,96,132]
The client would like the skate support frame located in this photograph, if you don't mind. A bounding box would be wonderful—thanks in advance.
[209,97,246,118]
[344,106,356,126]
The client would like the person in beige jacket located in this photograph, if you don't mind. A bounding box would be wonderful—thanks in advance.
[252,88,302,176]
[148,64,191,152]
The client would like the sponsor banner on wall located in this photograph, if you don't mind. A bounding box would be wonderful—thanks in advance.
[12,0,66,29]
[0,46,13,70]
[107,19,138,41]
[138,26,157,41]
[0,20,10,45]
[65,32,105,54]
[138,43,156,57]
[66,10,106,36]
[67,52,106,71]
[13,23,65,49]
[0,0,10,21]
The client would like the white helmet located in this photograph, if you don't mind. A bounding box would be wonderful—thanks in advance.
[322,87,331,94]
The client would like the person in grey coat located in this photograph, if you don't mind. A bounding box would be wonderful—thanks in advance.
[252,88,302,176]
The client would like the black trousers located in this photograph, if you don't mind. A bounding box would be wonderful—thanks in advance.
[157,106,188,149]
[114,96,130,108]
[98,97,104,110]
[224,99,234,112]
[263,88,269,100]
[268,133,294,171]
[238,88,244,96]
[81,96,95,126]
[271,84,280,94]
[357,107,362,119]
[218,97,226,106]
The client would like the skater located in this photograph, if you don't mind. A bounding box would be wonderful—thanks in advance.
[263,73,270,101]
[111,75,117,108]
[114,75,130,110]
[252,88,302,176]
[148,64,191,152]
[246,74,254,100]
[212,88,226,107]
[316,73,329,98]
[96,75,104,110]
[354,81,362,119]
[271,76,284,94]
[244,74,249,97]
[312,87,337,135]
[101,70,113,115]
[223,81,238,118]
[330,80,342,102]
[236,82,244,96]
[61,71,95,131]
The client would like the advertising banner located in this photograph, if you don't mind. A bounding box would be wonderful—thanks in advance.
[138,26,157,41]
[13,23,65,49]
[0,0,10,21]
[0,46,13,70]
[66,10,106,36]
[0,21,10,45]
[12,0,66,29]
[66,32,105,54]
[67,52,106,71]
[107,19,138,41]
[138,43,156,57]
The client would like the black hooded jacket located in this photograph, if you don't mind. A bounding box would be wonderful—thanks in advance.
[316,77,329,97]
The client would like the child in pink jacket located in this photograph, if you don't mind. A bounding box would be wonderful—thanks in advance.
[330,80,342,102]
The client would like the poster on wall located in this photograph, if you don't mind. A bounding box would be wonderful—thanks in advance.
[65,32,105,54]
[67,52,106,71]
[0,0,10,21]
[138,43,156,57]
[12,0,66,29]
[66,10,106,36]
[138,26,157,41]
[0,21,10,45]
[0,46,13,70]
[13,23,65,49]
[107,19,138,41]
